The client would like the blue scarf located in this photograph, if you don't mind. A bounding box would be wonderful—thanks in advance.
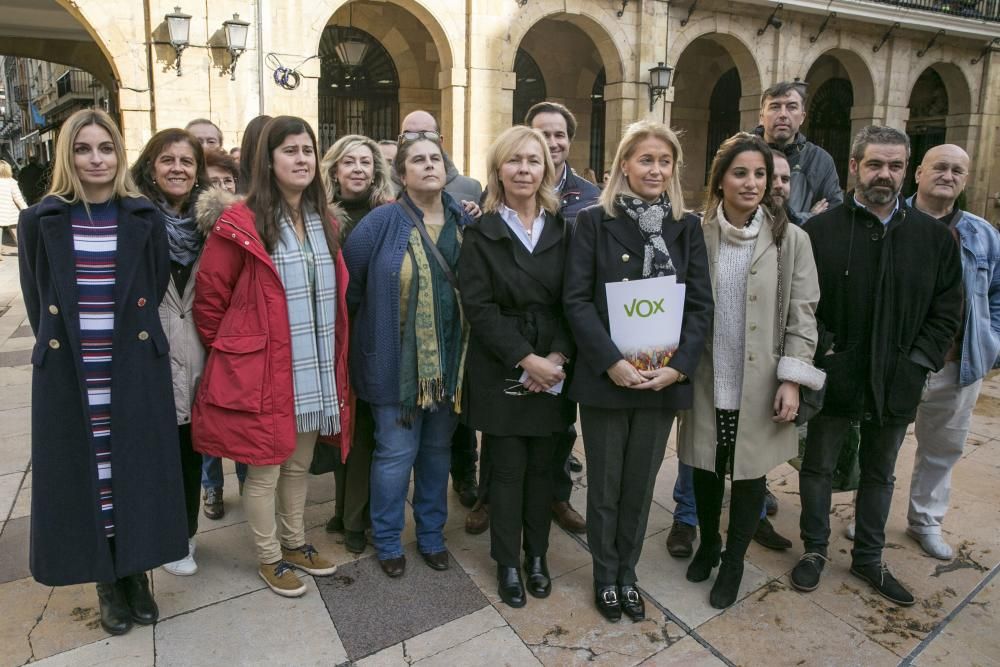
[158,201,202,266]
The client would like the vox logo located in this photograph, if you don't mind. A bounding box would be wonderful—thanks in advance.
[623,298,665,318]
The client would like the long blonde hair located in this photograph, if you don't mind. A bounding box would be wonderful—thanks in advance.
[0,160,12,179]
[598,120,686,220]
[47,109,141,203]
[483,126,559,215]
[320,134,394,209]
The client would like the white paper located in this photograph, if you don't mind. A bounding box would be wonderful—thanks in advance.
[605,276,686,370]
[518,370,564,395]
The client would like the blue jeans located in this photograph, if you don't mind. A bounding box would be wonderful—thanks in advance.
[674,461,767,526]
[201,455,248,491]
[370,403,458,560]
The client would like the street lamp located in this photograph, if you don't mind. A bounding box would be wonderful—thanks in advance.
[223,13,251,80]
[648,62,674,112]
[335,32,368,67]
[165,6,192,77]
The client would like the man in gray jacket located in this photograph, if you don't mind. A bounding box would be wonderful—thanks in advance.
[396,110,482,203]
[753,81,843,223]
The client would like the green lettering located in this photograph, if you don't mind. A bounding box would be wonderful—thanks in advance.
[624,299,637,317]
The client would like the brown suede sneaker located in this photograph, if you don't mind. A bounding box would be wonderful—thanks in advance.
[259,560,307,597]
[281,544,337,576]
[465,503,490,535]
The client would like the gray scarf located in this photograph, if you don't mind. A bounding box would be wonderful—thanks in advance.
[159,201,202,266]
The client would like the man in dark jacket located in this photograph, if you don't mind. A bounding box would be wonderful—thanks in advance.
[753,81,843,223]
[791,126,962,606]
[397,110,483,203]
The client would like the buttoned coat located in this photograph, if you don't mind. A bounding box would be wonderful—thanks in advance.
[677,210,825,480]
[458,210,576,436]
[18,195,188,585]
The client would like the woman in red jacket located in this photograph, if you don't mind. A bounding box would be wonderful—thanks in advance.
[192,116,352,598]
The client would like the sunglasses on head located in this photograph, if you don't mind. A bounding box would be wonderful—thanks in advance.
[398,130,441,143]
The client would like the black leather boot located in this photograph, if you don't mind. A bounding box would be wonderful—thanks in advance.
[497,565,526,608]
[119,572,158,624]
[709,554,745,609]
[686,535,722,582]
[523,556,551,598]
[96,582,133,635]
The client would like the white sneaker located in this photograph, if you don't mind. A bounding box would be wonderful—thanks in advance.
[906,528,954,560]
[163,539,198,576]
[845,521,855,541]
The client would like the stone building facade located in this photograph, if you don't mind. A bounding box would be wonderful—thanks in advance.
[2,0,999,219]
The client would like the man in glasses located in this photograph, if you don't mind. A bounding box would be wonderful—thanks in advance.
[398,111,482,204]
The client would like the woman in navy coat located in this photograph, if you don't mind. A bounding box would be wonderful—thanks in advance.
[17,110,187,636]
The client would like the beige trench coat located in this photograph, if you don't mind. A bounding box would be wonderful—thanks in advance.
[677,210,825,480]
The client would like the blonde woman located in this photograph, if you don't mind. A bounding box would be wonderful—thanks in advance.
[320,134,395,241]
[17,109,187,635]
[677,132,824,608]
[458,126,575,607]
[563,121,713,622]
[0,160,27,258]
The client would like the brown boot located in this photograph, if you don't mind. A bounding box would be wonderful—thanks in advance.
[465,502,490,534]
[666,520,697,558]
[552,501,586,534]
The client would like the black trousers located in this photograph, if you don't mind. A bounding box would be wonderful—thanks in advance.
[333,400,375,532]
[691,410,766,565]
[580,405,674,586]
[178,423,202,539]
[487,433,557,567]
[799,414,908,565]
[450,423,478,481]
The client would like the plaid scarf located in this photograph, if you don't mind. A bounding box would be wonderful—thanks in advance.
[272,208,340,435]
[616,192,677,278]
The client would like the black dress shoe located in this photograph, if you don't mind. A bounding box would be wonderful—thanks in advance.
[119,572,158,624]
[752,518,792,551]
[344,530,366,554]
[497,565,526,608]
[594,584,622,622]
[420,550,450,571]
[379,555,406,578]
[619,584,645,621]
[96,582,133,635]
[523,556,551,598]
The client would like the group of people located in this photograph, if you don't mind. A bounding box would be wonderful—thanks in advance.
[15,77,998,637]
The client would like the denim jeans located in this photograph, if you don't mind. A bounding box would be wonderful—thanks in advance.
[201,455,248,491]
[675,461,768,526]
[370,403,458,560]
[799,414,908,565]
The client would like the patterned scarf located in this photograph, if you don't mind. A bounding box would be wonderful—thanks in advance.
[158,201,202,266]
[616,192,677,278]
[271,208,340,435]
[398,201,468,425]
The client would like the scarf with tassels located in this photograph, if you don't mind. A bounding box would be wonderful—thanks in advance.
[398,201,468,426]
[616,192,677,278]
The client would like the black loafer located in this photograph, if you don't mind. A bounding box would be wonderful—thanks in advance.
[379,556,406,578]
[497,565,526,608]
[96,582,133,635]
[119,572,158,625]
[619,584,645,621]
[594,584,621,622]
[523,556,551,598]
[420,550,450,571]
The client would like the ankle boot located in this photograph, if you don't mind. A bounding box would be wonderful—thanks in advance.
[686,535,722,582]
[497,565,526,608]
[709,553,745,609]
[96,582,133,635]
[119,572,158,624]
[523,556,551,598]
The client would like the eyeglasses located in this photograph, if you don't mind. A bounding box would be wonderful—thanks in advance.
[503,379,531,397]
[211,176,237,189]
[397,130,441,143]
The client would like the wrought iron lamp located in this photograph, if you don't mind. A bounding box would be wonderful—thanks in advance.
[648,62,674,112]
[165,6,192,77]
[223,13,251,80]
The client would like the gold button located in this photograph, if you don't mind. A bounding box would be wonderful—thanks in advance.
[749,295,757,302]
[138,331,150,341]
[749,323,757,331]
[48,305,59,315]
[622,253,630,262]
[748,353,755,361]
[48,339,60,349]
[750,269,757,275]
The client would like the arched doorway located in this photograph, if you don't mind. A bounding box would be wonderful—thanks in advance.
[905,68,949,195]
[512,49,546,125]
[804,78,854,188]
[706,68,741,182]
[318,25,399,151]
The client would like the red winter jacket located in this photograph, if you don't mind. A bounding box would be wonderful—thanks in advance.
[192,202,353,465]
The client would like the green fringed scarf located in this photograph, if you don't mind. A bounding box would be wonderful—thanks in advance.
[398,206,468,425]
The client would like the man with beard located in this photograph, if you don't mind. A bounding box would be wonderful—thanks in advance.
[792,126,961,606]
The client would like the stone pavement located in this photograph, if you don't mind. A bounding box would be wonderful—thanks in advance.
[0,249,997,667]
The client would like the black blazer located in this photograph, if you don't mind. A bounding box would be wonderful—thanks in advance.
[458,210,575,436]
[563,205,713,409]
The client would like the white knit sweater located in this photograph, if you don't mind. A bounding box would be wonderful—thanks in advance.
[713,205,764,410]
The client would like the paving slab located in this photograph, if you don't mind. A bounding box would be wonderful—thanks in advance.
[638,635,725,666]
[0,515,31,584]
[0,433,31,476]
[415,625,539,666]
[30,582,112,661]
[0,576,51,667]
[29,625,154,667]
[0,471,23,520]
[914,573,1000,665]
[357,606,508,665]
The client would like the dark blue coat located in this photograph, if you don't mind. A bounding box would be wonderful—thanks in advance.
[558,166,600,230]
[18,195,187,585]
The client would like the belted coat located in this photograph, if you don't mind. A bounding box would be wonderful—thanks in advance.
[18,195,187,585]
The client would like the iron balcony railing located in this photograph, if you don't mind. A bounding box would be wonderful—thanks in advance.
[862,0,1000,21]
[56,70,96,98]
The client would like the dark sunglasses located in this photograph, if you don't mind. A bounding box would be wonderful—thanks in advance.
[398,130,442,143]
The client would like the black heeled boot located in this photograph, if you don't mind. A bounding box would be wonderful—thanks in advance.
[497,565,526,608]
[709,553,745,609]
[686,536,722,582]
[119,572,159,624]
[689,467,725,583]
[96,582,133,635]
[523,556,551,598]
[709,477,766,609]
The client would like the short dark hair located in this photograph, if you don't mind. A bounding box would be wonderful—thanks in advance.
[770,149,789,164]
[130,128,210,211]
[205,149,238,177]
[850,125,911,162]
[761,81,808,109]
[377,140,396,147]
[524,101,578,141]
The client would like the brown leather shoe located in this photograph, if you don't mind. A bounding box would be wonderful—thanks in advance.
[666,520,697,558]
[420,550,450,571]
[552,501,586,534]
[465,503,490,535]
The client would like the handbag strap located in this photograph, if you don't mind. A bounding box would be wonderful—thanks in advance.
[398,198,460,293]
[775,241,785,357]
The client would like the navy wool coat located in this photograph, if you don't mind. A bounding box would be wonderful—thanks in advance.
[18,195,187,585]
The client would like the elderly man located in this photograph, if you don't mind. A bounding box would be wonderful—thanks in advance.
[905,144,1000,560]
[397,110,482,202]
[792,127,961,606]
[185,118,223,151]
